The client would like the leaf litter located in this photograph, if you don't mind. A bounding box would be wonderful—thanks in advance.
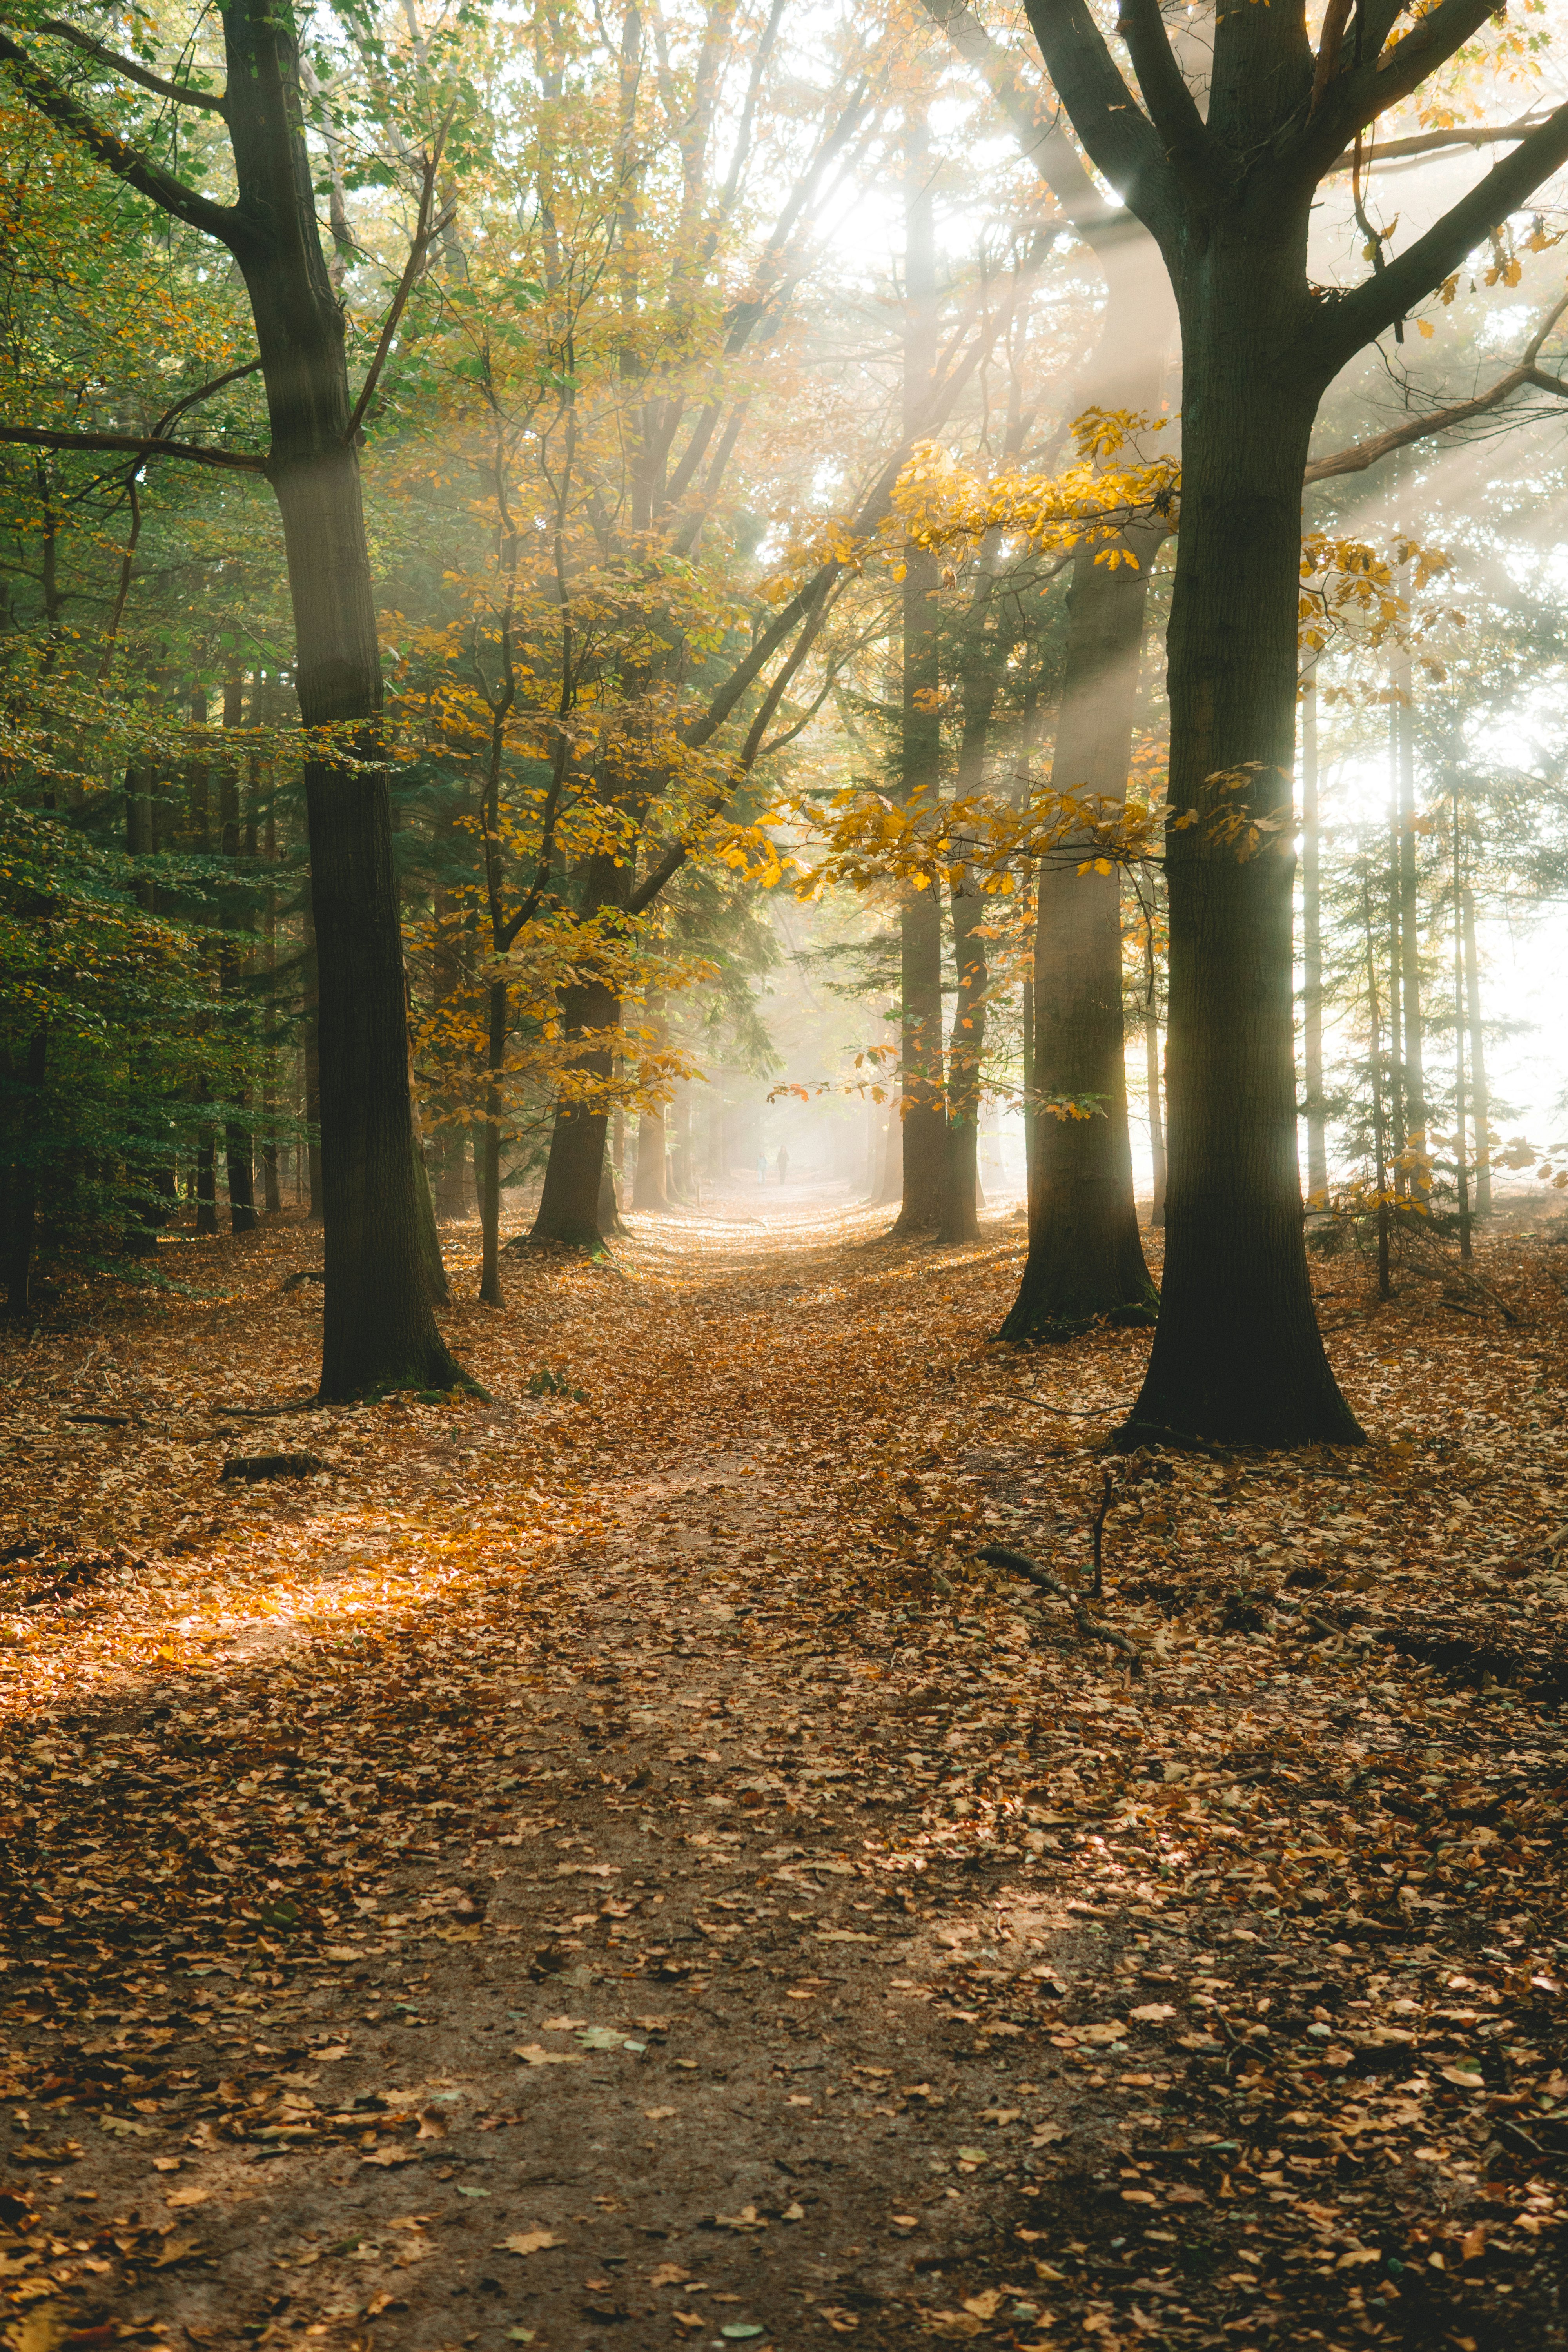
[0,1195,1565,2349]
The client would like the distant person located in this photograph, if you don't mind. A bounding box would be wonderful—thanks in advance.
[777,1144,790,1185]
[756,1150,768,1184]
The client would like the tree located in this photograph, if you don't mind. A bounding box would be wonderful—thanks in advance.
[0,0,470,1399]
[924,0,1165,1320]
[1020,0,1568,1445]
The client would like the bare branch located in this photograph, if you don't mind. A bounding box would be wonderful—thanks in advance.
[344,143,452,445]
[1328,113,1556,171]
[39,16,225,111]
[0,423,267,473]
[1307,294,1568,482]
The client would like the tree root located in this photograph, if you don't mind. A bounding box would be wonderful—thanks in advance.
[976,1543,1145,1677]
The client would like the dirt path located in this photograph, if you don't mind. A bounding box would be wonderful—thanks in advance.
[3,1198,1567,2352]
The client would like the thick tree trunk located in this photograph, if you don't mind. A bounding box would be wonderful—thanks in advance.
[528,970,619,1249]
[1123,305,1360,1446]
[940,878,986,1243]
[999,537,1158,1340]
[220,0,466,1397]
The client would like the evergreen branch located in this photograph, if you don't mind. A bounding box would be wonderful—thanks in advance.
[38,16,225,111]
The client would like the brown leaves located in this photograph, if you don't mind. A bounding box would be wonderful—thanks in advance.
[495,2229,564,2257]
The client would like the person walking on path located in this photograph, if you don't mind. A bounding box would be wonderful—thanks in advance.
[777,1144,790,1186]
[757,1150,768,1184]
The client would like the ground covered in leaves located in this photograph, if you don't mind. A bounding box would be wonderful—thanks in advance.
[2,1188,1566,2352]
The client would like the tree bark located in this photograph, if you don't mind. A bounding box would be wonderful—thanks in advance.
[525,851,624,1250]
[1123,319,1359,1444]
[999,535,1159,1339]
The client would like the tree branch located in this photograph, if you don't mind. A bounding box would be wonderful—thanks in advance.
[0,25,243,247]
[344,145,452,445]
[38,16,225,111]
[1017,0,1180,240]
[1308,103,1568,375]
[152,357,265,438]
[1305,294,1568,481]
[0,423,267,473]
[1114,0,1224,204]
[1327,113,1556,172]
[1298,0,1505,179]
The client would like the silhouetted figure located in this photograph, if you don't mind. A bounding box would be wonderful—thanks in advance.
[777,1145,790,1185]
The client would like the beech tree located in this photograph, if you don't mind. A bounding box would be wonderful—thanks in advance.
[0,0,469,1399]
[1020,0,1568,1445]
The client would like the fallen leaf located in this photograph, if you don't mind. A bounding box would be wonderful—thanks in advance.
[495,2229,564,2257]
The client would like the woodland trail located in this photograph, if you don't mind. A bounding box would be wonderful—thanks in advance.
[2,1198,1568,2352]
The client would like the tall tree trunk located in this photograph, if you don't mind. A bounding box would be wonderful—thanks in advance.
[999,535,1159,1340]
[1394,639,1426,1201]
[1123,333,1360,1445]
[1301,661,1328,1207]
[891,105,946,1234]
[1463,882,1491,1216]
[195,1116,218,1236]
[220,673,258,1234]
[528,966,620,1248]
[940,877,986,1243]
[302,892,324,1222]
[1142,886,1167,1228]
[260,783,282,1213]
[527,838,624,1248]
[634,1102,669,1209]
[220,0,465,1394]
[479,976,506,1305]
[4,1026,47,1315]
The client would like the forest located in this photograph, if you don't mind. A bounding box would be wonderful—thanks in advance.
[3,0,1568,2346]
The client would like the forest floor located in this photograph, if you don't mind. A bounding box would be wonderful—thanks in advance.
[2,1186,1567,2352]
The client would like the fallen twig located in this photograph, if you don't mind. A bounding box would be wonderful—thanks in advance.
[977,1543,1144,1677]
[1002,1392,1126,1418]
[212,1397,321,1418]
